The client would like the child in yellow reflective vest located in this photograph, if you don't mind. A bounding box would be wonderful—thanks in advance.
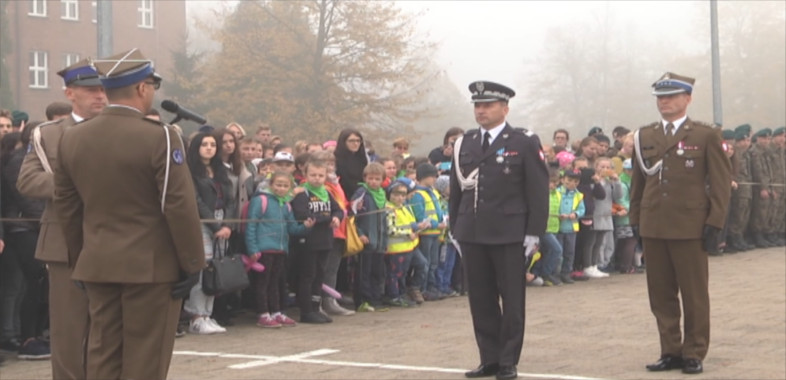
[384,180,422,307]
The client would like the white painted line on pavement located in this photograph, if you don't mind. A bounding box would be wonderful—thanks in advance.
[174,349,608,380]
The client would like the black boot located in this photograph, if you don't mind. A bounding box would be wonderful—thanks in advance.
[741,235,756,250]
[312,299,332,323]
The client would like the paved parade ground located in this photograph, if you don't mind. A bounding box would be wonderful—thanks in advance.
[2,247,784,380]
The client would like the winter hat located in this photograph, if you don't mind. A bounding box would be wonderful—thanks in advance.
[434,175,450,196]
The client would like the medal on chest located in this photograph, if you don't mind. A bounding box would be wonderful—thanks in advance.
[676,141,685,156]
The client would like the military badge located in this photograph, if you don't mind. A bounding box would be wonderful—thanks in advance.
[172,148,184,165]
[475,81,484,93]
[685,159,695,168]
[496,156,504,164]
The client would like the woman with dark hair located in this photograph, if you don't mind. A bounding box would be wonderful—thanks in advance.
[213,128,253,325]
[183,132,237,335]
[428,127,464,175]
[335,128,368,199]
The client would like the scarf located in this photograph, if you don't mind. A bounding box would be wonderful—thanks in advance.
[273,193,288,206]
[360,183,386,209]
[302,182,329,202]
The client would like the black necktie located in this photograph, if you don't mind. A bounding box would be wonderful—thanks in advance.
[482,132,491,152]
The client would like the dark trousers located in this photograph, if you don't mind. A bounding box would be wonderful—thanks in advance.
[255,253,285,314]
[354,250,385,307]
[461,241,527,367]
[48,262,89,380]
[643,238,710,360]
[615,237,638,272]
[296,249,328,313]
[384,252,413,299]
[1,231,46,341]
[83,282,181,380]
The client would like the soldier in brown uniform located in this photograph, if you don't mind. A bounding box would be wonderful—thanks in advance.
[630,72,731,375]
[726,126,755,252]
[749,128,774,247]
[766,127,785,246]
[52,49,205,380]
[17,59,107,379]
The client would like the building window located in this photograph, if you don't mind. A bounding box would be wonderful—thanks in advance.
[28,0,47,17]
[64,53,81,68]
[61,0,79,20]
[29,51,48,89]
[91,1,97,23]
[138,0,153,28]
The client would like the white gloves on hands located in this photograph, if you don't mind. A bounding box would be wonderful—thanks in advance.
[523,235,539,257]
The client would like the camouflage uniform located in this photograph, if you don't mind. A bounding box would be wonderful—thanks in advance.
[749,131,774,247]
[767,141,786,245]
[728,147,754,250]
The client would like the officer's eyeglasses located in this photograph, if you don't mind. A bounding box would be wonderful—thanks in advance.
[144,81,161,90]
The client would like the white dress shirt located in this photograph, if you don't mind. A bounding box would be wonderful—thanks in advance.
[661,114,688,136]
[479,121,507,146]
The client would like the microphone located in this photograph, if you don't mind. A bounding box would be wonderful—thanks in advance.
[160,100,207,125]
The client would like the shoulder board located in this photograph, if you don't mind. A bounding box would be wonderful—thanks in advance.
[465,130,479,139]
[689,120,713,130]
[36,119,64,130]
[643,121,659,130]
[512,127,535,137]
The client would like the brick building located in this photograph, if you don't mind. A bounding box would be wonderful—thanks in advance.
[1,0,186,119]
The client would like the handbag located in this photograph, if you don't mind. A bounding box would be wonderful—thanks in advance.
[344,215,364,257]
[202,239,250,296]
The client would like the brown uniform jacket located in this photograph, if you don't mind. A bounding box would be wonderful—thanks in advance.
[53,106,205,283]
[630,119,731,239]
[17,116,75,264]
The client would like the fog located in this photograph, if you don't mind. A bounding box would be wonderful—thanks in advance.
[183,0,785,153]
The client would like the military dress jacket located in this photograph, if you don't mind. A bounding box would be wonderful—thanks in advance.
[17,116,76,264]
[630,118,731,240]
[734,148,753,199]
[53,106,205,283]
[448,124,549,244]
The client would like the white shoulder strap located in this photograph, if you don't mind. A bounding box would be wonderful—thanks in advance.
[160,124,172,213]
[32,126,53,174]
[633,129,663,178]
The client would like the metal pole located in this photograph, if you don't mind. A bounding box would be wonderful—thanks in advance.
[97,0,113,57]
[710,0,723,126]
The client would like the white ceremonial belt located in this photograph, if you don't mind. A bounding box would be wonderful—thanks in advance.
[453,136,481,213]
[633,129,664,182]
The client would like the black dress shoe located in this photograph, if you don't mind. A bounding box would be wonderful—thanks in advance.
[496,365,517,380]
[465,363,499,378]
[682,358,703,374]
[645,355,683,371]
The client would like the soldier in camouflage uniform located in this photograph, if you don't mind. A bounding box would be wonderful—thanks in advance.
[749,128,774,248]
[768,127,786,246]
[727,126,754,252]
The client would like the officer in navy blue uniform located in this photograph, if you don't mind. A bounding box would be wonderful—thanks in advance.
[449,81,549,380]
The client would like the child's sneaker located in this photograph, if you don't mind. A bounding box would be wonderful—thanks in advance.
[257,315,282,328]
[388,298,409,307]
[357,302,375,312]
[189,317,218,335]
[275,314,297,327]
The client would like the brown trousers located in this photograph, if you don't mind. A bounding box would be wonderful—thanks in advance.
[84,282,181,380]
[48,262,89,380]
[643,238,710,360]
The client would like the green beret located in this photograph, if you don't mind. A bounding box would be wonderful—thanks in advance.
[722,129,735,140]
[11,110,28,127]
[754,128,773,138]
[734,130,749,141]
[734,123,752,135]
[773,127,785,137]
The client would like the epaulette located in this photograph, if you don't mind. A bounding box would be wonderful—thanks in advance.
[35,118,64,131]
[643,121,660,130]
[465,129,480,139]
[691,120,713,130]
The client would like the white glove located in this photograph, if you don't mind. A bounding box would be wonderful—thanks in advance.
[523,235,539,257]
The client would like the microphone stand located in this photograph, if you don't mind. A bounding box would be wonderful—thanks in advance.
[169,116,182,125]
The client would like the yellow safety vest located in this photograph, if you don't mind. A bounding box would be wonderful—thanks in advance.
[387,205,419,254]
[555,190,584,232]
[414,189,442,236]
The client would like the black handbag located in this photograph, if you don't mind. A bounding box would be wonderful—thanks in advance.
[202,239,250,296]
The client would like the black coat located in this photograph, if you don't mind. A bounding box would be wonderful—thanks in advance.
[449,124,549,244]
[192,175,237,233]
[2,148,45,233]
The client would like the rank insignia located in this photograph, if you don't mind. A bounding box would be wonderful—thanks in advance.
[685,159,695,168]
[172,148,184,165]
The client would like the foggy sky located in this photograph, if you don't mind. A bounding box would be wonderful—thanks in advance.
[187,0,701,90]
